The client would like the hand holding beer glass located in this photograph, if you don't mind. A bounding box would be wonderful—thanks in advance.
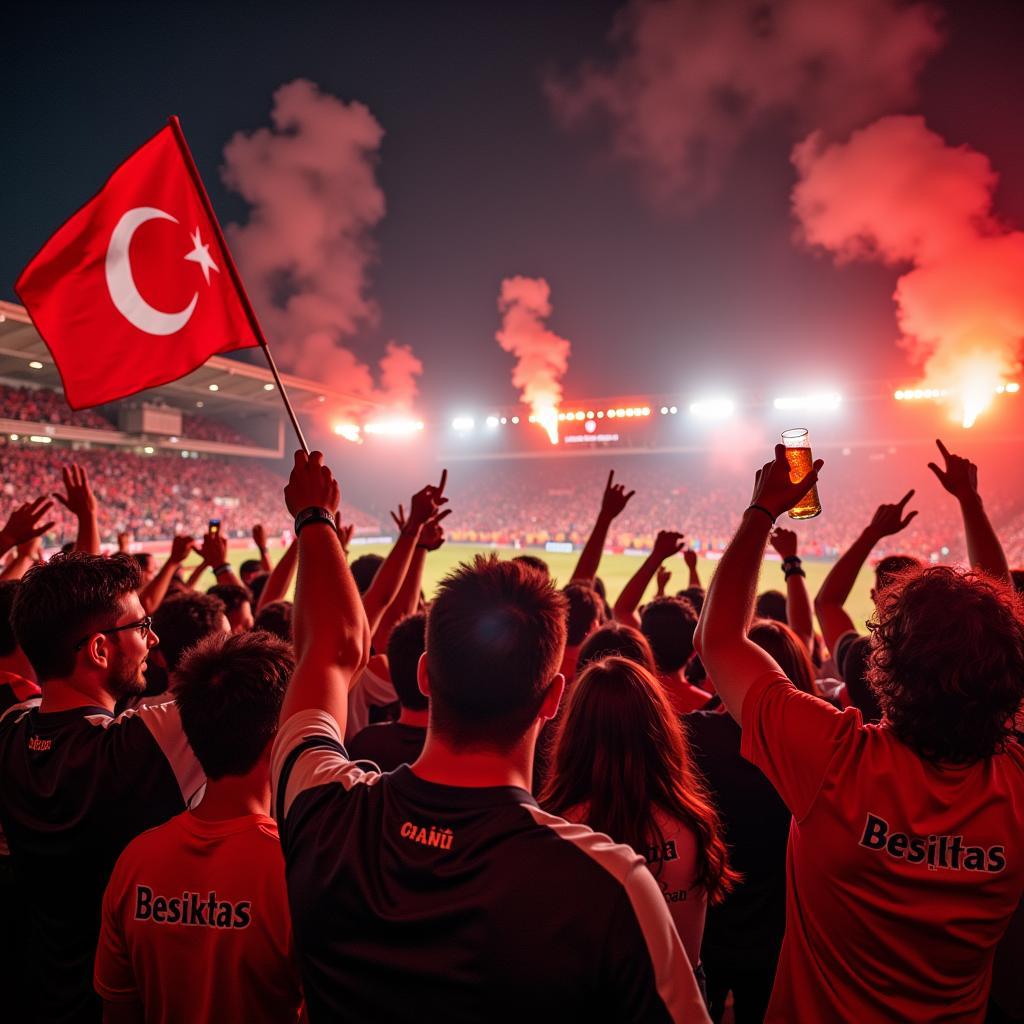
[748,436,823,525]
[781,428,822,519]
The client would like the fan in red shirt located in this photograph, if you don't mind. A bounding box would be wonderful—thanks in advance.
[695,439,1024,1023]
[95,629,303,1024]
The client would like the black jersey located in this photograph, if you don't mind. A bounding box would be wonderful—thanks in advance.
[272,710,708,1023]
[0,698,204,1023]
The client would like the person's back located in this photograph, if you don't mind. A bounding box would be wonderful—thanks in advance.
[273,453,709,1023]
[0,554,204,1022]
[96,630,302,1024]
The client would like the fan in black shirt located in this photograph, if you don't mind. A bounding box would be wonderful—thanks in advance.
[274,453,709,1023]
[0,553,204,1023]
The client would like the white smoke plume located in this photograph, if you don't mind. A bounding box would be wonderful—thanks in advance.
[792,115,1024,427]
[548,0,942,208]
[221,79,421,420]
[496,277,572,444]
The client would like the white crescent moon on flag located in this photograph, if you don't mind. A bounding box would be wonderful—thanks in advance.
[105,207,197,335]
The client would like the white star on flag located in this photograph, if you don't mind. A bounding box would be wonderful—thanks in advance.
[183,227,220,285]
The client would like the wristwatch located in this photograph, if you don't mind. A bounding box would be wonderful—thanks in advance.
[294,506,337,536]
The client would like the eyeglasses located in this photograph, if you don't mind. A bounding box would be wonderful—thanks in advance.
[74,615,153,651]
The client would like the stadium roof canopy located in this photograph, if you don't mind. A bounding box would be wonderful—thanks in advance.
[0,299,363,418]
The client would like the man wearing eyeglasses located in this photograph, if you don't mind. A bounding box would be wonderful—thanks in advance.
[0,552,205,1024]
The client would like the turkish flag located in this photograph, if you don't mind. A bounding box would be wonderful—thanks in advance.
[15,120,259,409]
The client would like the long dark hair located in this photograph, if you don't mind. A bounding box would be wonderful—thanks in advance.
[540,656,737,902]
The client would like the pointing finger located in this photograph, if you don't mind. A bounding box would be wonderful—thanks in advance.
[935,438,951,460]
[897,489,915,508]
[606,470,614,490]
[437,468,448,494]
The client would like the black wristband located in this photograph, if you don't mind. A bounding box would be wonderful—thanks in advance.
[746,504,776,525]
[782,555,802,566]
[212,563,233,577]
[294,506,337,536]
[784,566,806,579]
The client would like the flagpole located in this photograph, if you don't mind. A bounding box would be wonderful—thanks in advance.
[167,116,309,454]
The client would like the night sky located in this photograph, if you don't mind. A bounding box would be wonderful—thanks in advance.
[5,0,1024,423]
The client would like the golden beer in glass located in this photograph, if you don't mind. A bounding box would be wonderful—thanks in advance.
[782,427,821,520]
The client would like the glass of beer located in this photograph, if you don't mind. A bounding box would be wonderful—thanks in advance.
[782,427,822,520]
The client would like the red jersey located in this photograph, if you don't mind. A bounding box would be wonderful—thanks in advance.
[95,811,303,1024]
[742,671,1024,1023]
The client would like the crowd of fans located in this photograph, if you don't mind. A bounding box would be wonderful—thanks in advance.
[0,440,379,544]
[0,438,1023,1023]
[179,412,259,447]
[0,383,113,430]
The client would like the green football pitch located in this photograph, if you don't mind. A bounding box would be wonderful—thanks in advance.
[221,543,878,634]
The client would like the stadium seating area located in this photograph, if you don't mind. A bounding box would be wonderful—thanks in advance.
[0,440,379,545]
[0,383,113,430]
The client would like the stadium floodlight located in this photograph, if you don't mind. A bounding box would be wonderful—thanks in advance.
[669,406,678,414]
[1007,382,1020,393]
[772,392,841,412]
[452,416,475,432]
[485,415,500,428]
[333,423,362,443]
[689,397,735,420]
[363,418,424,437]
[511,416,520,424]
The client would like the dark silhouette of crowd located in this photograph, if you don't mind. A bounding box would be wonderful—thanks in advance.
[1,438,1023,1024]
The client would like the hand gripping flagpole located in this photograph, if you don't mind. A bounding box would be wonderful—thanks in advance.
[167,115,310,454]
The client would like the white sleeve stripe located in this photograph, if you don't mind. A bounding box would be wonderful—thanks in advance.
[524,806,710,1024]
[271,709,382,823]
[132,701,206,806]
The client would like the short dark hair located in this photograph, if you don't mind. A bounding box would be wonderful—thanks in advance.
[131,552,153,573]
[350,554,384,595]
[207,583,252,615]
[755,590,786,623]
[0,581,20,657]
[11,553,142,681]
[511,554,550,578]
[678,587,705,615]
[875,554,921,593]
[426,555,567,750]
[641,596,698,674]
[240,559,263,581]
[868,566,1024,765]
[153,591,227,672]
[577,621,657,674]
[175,630,294,779]
[1011,569,1024,596]
[253,600,293,643]
[248,572,271,607]
[563,582,601,647]
[388,613,427,711]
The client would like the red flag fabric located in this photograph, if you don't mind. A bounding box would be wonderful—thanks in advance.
[15,123,259,409]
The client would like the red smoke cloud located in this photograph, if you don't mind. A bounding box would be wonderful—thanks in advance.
[792,115,1024,426]
[548,0,942,207]
[221,79,421,419]
[496,277,572,444]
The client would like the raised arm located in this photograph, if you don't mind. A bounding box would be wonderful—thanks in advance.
[255,539,297,612]
[252,523,273,574]
[362,472,448,635]
[280,450,370,730]
[53,464,100,555]
[373,509,449,651]
[570,470,635,584]
[928,438,1010,583]
[139,535,195,614]
[814,491,917,654]
[0,497,54,564]
[769,527,813,652]
[695,445,822,721]
[683,547,702,590]
[0,534,44,582]
[613,530,685,628]
[198,531,243,590]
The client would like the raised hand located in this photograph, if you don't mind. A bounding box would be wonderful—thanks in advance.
[337,522,355,554]
[284,450,341,518]
[16,534,44,562]
[419,509,452,552]
[652,529,686,562]
[656,565,672,595]
[683,548,699,571]
[117,531,133,553]
[169,534,196,564]
[928,439,980,503]
[407,469,449,530]
[199,530,229,569]
[770,526,799,560]
[389,504,407,533]
[0,497,55,551]
[53,464,97,519]
[865,490,918,540]
[252,523,268,551]
[750,444,823,522]
[600,470,636,520]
